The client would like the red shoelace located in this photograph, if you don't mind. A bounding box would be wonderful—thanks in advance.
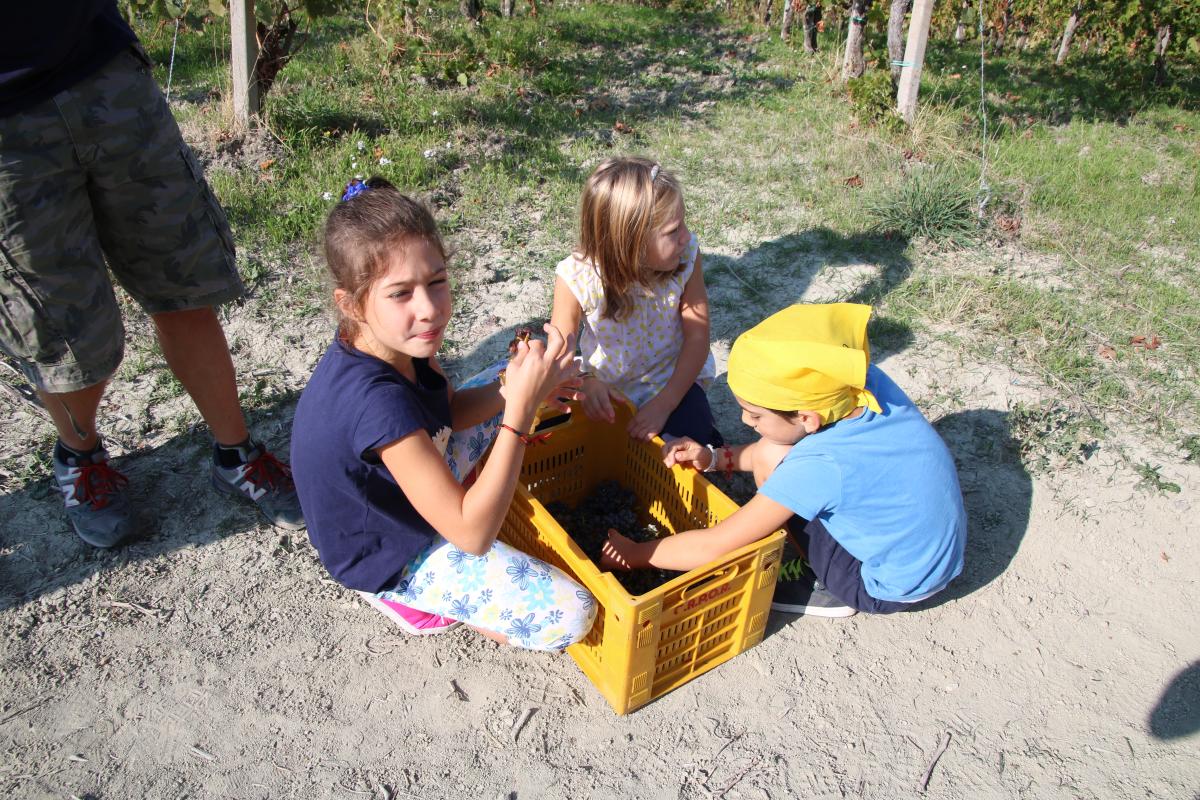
[241,450,294,491]
[73,460,129,510]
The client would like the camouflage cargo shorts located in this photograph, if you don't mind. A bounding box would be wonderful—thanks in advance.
[0,44,244,394]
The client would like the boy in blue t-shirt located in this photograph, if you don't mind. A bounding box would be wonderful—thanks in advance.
[602,303,966,617]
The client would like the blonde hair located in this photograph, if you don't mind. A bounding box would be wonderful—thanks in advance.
[322,177,446,342]
[578,156,684,322]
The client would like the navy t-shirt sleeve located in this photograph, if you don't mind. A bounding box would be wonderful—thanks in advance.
[351,380,431,459]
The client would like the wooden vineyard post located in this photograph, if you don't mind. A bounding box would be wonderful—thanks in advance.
[231,0,261,127]
[896,0,935,124]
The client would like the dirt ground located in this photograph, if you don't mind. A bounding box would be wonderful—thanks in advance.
[2,182,1198,799]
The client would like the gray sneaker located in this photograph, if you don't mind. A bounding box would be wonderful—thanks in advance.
[53,444,137,548]
[211,441,305,530]
[771,558,857,617]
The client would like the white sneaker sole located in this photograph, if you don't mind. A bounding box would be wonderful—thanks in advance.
[770,601,859,618]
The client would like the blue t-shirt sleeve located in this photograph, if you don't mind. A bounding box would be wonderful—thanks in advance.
[865,364,912,410]
[351,381,429,458]
[760,452,843,522]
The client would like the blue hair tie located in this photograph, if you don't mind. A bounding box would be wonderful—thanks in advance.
[341,179,369,202]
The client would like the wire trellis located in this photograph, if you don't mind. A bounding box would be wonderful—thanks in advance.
[976,0,992,220]
[165,16,181,103]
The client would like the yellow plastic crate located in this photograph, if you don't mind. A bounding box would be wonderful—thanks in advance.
[497,401,786,714]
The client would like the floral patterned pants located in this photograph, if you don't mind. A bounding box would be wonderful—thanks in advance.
[374,362,597,651]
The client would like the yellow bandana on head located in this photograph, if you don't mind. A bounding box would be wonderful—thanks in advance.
[727,303,882,426]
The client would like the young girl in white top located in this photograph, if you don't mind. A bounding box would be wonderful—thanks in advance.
[550,156,723,445]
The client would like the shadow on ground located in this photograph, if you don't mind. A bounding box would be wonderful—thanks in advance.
[923,408,1032,606]
[0,393,300,613]
[705,228,914,343]
[1149,660,1200,740]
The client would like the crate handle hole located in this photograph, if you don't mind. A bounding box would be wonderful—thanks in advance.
[680,565,740,600]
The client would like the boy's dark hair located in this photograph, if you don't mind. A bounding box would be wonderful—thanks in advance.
[323,176,446,341]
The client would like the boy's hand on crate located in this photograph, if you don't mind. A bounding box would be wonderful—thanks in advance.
[601,530,643,571]
[662,437,710,471]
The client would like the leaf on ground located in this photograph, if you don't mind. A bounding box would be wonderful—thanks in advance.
[1097,345,1116,360]
[996,214,1022,235]
[613,121,634,134]
[844,174,863,188]
[259,159,275,171]
[1130,334,1162,350]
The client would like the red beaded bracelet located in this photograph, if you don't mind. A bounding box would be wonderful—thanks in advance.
[500,423,553,446]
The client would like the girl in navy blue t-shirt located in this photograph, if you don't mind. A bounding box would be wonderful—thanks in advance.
[292,178,596,651]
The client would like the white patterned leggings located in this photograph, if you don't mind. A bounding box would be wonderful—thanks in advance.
[372,363,597,651]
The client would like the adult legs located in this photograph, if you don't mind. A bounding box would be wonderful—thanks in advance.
[38,375,135,548]
[37,381,108,452]
[151,306,248,446]
[34,307,248,451]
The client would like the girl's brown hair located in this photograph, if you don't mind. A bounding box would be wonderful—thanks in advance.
[578,156,684,322]
[322,177,446,341]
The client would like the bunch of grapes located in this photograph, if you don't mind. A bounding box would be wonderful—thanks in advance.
[546,480,679,595]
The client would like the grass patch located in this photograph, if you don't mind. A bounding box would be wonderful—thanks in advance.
[864,167,980,246]
[1134,463,1182,495]
[1007,401,1104,474]
[847,68,905,133]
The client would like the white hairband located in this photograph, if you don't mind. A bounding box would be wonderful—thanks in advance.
[649,164,660,182]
